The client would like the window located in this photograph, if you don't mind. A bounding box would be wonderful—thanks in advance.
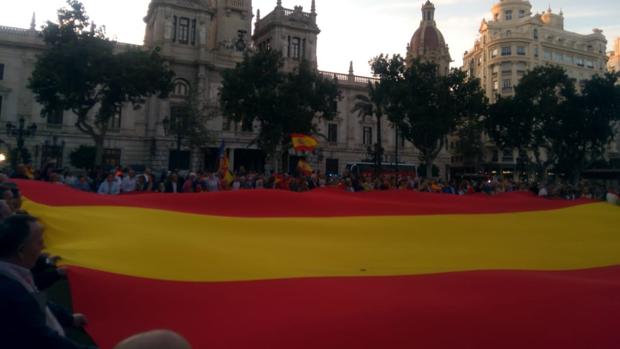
[173,80,190,97]
[326,158,339,176]
[103,148,122,167]
[534,46,539,57]
[491,48,499,58]
[502,149,514,162]
[544,49,552,60]
[363,127,372,145]
[191,19,197,46]
[178,17,190,44]
[576,57,584,67]
[533,29,539,40]
[289,37,301,59]
[0,96,3,118]
[586,60,594,69]
[517,46,526,55]
[501,46,512,56]
[505,10,512,20]
[48,107,63,127]
[516,62,527,74]
[172,16,177,42]
[519,10,526,18]
[492,64,499,75]
[502,79,512,90]
[493,80,499,91]
[501,62,512,74]
[328,123,338,143]
[553,52,562,62]
[108,109,121,131]
[563,55,573,64]
[0,63,4,80]
[169,105,188,133]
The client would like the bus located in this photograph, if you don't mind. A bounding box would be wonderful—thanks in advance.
[345,162,417,178]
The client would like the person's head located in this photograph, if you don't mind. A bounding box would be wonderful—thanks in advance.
[113,330,192,349]
[107,173,116,183]
[0,215,44,269]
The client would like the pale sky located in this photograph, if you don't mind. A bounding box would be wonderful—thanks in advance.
[2,0,619,76]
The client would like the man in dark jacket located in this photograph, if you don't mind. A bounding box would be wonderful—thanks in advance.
[0,214,97,349]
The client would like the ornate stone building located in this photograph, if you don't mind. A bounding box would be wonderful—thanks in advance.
[463,0,607,102]
[0,0,437,176]
[458,0,610,176]
[406,0,451,76]
[608,37,620,72]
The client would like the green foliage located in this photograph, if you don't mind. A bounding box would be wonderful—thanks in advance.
[28,0,173,165]
[169,88,213,149]
[371,56,488,178]
[220,48,341,158]
[69,145,96,170]
[486,66,620,182]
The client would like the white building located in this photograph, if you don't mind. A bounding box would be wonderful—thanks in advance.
[459,0,610,175]
[0,0,436,177]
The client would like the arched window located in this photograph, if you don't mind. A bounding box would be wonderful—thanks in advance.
[173,79,190,97]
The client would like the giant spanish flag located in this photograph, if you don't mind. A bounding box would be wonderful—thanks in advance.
[16,180,620,349]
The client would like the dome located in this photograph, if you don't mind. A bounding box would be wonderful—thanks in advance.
[406,0,451,72]
[409,25,447,55]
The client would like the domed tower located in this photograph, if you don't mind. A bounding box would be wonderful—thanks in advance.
[406,1,451,75]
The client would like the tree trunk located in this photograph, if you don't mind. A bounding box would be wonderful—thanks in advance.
[426,159,434,179]
[94,136,105,167]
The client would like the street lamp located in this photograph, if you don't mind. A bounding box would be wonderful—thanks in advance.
[162,116,183,170]
[6,117,37,163]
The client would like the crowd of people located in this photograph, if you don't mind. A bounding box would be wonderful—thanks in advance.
[3,160,619,203]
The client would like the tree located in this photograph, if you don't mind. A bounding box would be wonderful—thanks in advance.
[374,58,487,178]
[352,83,387,176]
[166,87,214,169]
[353,54,406,177]
[553,72,620,181]
[486,66,619,182]
[220,48,341,171]
[29,0,173,166]
[69,145,96,170]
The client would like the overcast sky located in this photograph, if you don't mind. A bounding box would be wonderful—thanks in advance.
[2,0,619,76]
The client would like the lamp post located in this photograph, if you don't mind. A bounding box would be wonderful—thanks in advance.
[6,117,37,163]
[162,116,183,170]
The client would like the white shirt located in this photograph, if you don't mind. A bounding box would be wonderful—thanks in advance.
[121,176,137,193]
[0,261,65,336]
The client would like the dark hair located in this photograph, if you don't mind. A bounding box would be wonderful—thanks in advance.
[0,215,38,259]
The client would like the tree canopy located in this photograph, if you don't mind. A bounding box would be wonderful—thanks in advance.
[486,65,620,181]
[29,0,174,165]
[220,48,341,168]
[371,55,487,178]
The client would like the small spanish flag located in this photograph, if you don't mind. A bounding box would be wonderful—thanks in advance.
[297,159,313,176]
[291,134,318,152]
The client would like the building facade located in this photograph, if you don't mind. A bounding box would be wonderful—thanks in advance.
[459,0,609,176]
[464,0,607,102]
[608,37,620,72]
[0,0,438,177]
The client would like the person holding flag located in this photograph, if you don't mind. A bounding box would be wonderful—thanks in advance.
[218,141,234,189]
